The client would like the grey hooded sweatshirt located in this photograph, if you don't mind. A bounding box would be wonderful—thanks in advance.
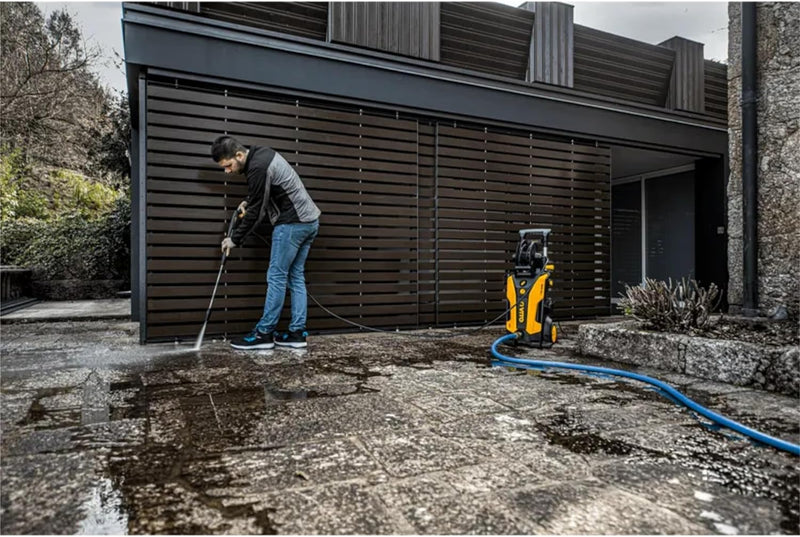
[231,146,321,245]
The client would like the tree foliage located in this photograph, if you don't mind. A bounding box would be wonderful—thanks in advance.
[0,145,120,221]
[88,89,132,184]
[1,196,131,283]
[0,3,131,289]
[0,3,128,180]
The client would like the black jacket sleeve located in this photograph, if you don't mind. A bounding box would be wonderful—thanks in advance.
[231,170,270,245]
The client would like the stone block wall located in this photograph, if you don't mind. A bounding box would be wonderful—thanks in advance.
[727,2,800,317]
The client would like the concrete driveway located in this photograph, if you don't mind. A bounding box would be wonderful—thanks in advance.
[1,319,798,534]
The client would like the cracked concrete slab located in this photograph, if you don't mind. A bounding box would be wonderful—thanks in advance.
[499,479,709,534]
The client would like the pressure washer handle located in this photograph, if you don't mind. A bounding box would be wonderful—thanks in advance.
[519,228,551,240]
[221,207,247,262]
[226,206,246,236]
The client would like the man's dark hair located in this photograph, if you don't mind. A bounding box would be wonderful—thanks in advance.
[211,135,247,162]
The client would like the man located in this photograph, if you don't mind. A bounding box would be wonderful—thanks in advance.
[211,135,321,350]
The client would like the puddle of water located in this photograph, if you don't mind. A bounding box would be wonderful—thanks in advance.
[16,387,79,428]
[534,411,662,457]
[263,383,377,402]
[82,371,110,425]
[76,477,128,535]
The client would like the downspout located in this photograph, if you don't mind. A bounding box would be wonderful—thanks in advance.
[741,2,758,316]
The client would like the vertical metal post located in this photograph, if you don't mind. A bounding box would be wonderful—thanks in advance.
[434,122,440,327]
[741,2,758,316]
[640,176,647,284]
[415,119,420,328]
[130,117,140,322]
[137,75,148,343]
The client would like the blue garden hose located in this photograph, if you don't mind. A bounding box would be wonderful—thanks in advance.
[491,333,800,456]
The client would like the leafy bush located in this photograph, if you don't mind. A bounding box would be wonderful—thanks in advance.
[0,218,48,265]
[618,277,721,332]
[0,194,130,282]
[50,169,119,218]
[2,146,121,222]
[0,146,49,220]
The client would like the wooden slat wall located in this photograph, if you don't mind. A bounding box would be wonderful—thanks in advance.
[418,122,437,325]
[434,125,610,323]
[197,2,328,40]
[704,60,728,121]
[439,2,534,80]
[145,80,420,340]
[151,3,726,123]
[573,25,674,107]
[144,79,610,342]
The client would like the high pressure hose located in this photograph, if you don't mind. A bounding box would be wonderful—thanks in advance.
[491,333,800,456]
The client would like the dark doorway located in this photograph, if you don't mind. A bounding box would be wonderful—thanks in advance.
[645,170,696,282]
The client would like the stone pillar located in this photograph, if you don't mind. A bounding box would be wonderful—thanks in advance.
[727,2,800,317]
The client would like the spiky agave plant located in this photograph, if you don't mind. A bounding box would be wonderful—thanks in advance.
[619,277,720,332]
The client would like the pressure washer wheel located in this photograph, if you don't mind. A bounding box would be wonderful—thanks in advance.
[543,316,555,344]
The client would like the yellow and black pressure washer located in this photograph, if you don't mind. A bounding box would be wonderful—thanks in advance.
[505,228,557,348]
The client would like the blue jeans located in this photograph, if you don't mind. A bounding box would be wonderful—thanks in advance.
[255,220,319,334]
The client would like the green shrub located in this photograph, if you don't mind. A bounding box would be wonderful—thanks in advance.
[1,145,121,222]
[0,218,48,265]
[0,146,49,220]
[50,169,119,218]
[618,277,721,332]
[1,194,130,282]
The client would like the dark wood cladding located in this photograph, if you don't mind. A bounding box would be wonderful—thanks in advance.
[527,1,574,87]
[704,60,727,121]
[573,25,674,107]
[439,2,534,79]
[660,37,704,113]
[143,78,610,341]
[148,3,727,124]
[329,2,440,61]
[431,125,611,326]
[197,2,328,40]
[145,80,419,340]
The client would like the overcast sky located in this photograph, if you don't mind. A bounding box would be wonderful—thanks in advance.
[36,1,729,95]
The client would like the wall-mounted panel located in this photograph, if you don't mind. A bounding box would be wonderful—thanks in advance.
[520,1,574,87]
[329,2,440,61]
[660,36,705,113]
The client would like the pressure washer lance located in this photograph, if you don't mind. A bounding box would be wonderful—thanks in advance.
[193,207,246,350]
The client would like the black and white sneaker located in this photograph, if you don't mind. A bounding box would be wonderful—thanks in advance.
[274,330,308,348]
[231,329,275,350]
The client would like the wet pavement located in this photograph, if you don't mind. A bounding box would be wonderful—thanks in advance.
[1,299,130,323]
[1,320,798,534]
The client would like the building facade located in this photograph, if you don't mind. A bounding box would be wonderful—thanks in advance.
[123,2,729,342]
